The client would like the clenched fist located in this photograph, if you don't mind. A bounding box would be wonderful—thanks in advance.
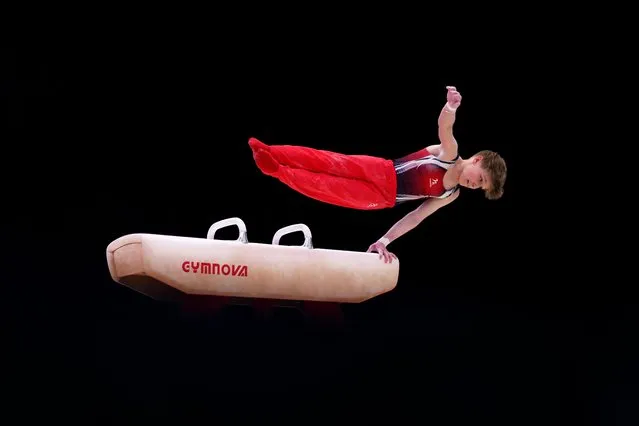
[446,86,462,109]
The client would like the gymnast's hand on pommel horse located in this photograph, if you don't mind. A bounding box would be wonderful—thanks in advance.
[248,86,508,264]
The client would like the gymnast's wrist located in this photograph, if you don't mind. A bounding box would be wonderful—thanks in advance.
[378,237,390,246]
[444,102,457,113]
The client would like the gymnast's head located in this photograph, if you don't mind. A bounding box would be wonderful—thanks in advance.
[458,150,507,200]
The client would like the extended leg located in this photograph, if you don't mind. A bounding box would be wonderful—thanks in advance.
[250,137,376,180]
[275,166,394,210]
[249,138,397,210]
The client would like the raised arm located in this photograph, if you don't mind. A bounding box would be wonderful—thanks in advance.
[367,190,460,262]
[437,86,462,161]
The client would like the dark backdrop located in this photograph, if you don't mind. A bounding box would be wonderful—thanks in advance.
[3,26,633,425]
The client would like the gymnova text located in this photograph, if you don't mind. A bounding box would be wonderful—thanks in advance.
[181,261,248,277]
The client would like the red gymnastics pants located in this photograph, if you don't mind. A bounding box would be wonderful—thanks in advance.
[249,138,397,210]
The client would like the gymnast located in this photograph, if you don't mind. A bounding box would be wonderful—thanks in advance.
[249,86,507,263]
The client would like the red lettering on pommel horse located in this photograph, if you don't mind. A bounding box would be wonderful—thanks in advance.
[181,261,248,277]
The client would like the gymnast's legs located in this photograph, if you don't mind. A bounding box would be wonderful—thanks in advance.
[249,138,397,210]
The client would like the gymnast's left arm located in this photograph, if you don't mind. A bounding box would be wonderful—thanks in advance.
[367,191,460,262]
[437,86,462,161]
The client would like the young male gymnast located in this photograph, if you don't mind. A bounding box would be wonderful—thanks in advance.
[249,86,507,263]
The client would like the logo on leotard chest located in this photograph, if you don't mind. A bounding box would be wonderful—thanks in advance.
[429,177,439,187]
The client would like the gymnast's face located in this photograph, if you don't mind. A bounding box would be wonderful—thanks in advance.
[459,156,489,190]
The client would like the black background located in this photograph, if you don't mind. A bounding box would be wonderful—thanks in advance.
[3,17,633,426]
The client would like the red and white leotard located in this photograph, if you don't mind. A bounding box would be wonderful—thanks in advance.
[393,148,459,203]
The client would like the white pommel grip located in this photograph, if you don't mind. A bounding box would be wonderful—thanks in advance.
[272,223,313,249]
[207,217,248,243]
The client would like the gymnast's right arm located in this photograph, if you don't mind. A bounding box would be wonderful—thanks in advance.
[367,191,459,262]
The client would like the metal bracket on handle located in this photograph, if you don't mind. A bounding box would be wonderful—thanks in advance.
[207,217,248,243]
[272,224,313,249]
